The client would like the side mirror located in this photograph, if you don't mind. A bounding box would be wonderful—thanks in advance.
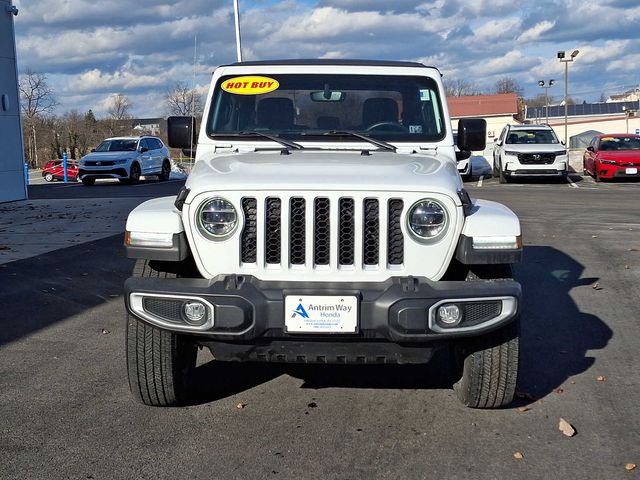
[456,150,472,161]
[561,140,566,146]
[457,118,486,152]
[168,116,197,149]
[139,147,149,153]
[587,146,594,152]
[90,148,96,152]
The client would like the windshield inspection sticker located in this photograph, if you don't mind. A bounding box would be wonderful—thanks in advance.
[221,76,279,95]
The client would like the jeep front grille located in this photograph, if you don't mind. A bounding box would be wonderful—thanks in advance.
[240,196,405,269]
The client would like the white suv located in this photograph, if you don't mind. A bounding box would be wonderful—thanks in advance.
[122,59,523,409]
[493,124,568,183]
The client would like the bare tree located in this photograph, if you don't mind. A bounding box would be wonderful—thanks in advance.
[494,77,523,96]
[107,93,132,120]
[165,81,202,116]
[19,70,58,166]
[444,78,481,97]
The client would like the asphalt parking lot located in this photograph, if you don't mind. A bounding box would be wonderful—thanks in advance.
[1,175,639,480]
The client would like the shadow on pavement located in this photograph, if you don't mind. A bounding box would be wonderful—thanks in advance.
[0,234,133,346]
[515,245,612,403]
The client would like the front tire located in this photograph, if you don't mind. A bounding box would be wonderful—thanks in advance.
[81,177,95,186]
[44,173,54,182]
[126,260,197,406]
[128,163,141,185]
[498,164,509,184]
[453,264,520,408]
[158,160,171,181]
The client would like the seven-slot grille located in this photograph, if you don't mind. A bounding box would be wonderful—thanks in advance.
[517,152,556,165]
[240,196,404,269]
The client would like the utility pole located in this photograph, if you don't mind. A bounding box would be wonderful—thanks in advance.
[233,0,243,62]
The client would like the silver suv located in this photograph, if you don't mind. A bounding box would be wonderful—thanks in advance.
[78,136,171,186]
[493,124,568,183]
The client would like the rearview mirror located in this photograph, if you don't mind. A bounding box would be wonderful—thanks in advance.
[310,91,345,102]
[457,118,486,152]
[587,146,594,152]
[168,116,197,149]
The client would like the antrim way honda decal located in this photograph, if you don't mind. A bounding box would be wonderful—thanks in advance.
[221,76,280,95]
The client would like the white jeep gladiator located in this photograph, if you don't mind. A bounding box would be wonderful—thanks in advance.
[123,60,523,408]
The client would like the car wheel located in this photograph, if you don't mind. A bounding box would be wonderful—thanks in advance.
[129,163,141,185]
[492,157,499,177]
[159,160,171,181]
[126,260,198,406]
[452,264,519,409]
[44,173,54,182]
[81,177,95,186]
[498,164,508,184]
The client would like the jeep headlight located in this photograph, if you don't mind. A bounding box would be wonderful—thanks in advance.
[408,199,447,240]
[197,198,237,238]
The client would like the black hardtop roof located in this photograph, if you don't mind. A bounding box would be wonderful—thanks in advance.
[220,59,433,69]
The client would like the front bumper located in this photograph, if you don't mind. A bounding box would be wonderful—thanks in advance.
[125,275,521,348]
[504,159,567,177]
[597,164,640,179]
[78,167,129,179]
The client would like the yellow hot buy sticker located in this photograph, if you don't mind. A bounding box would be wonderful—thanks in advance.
[221,76,279,95]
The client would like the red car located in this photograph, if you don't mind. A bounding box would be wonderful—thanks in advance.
[42,160,80,182]
[583,134,640,181]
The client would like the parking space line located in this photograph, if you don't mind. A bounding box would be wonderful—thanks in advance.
[567,176,579,188]
[476,175,484,187]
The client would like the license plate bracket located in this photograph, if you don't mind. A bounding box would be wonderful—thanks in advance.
[284,295,358,333]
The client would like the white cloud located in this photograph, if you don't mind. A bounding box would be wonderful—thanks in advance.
[517,21,555,43]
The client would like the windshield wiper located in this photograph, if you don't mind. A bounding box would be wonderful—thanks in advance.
[237,131,304,150]
[325,130,396,152]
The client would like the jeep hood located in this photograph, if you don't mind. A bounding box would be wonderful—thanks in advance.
[185,150,462,197]
[81,151,138,161]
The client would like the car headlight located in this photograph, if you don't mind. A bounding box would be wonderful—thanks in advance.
[407,199,447,240]
[553,150,568,156]
[504,151,519,156]
[197,198,237,238]
[114,159,128,164]
[600,159,616,165]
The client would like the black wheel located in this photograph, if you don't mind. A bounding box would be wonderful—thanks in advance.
[159,160,171,181]
[81,177,95,186]
[129,163,141,185]
[452,264,520,408]
[492,156,499,177]
[44,173,54,182]
[126,259,198,407]
[498,164,509,184]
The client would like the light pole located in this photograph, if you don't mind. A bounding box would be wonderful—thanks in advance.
[233,0,243,62]
[622,106,636,133]
[558,49,579,146]
[537,79,555,124]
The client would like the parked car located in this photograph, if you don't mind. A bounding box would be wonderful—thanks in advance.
[583,134,640,181]
[42,160,79,182]
[78,136,171,186]
[453,129,472,180]
[123,59,523,409]
[493,124,568,183]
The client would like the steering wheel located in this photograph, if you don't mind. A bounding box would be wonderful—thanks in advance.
[365,122,408,133]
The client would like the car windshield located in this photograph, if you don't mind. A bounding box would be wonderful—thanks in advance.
[95,139,138,152]
[207,74,445,143]
[598,136,640,151]
[506,129,559,144]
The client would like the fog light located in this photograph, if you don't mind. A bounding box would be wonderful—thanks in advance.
[183,301,207,325]
[438,304,462,325]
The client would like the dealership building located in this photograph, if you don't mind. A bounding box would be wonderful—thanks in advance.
[0,0,25,202]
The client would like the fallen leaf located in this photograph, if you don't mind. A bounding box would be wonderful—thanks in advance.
[559,418,576,437]
[554,388,564,394]
[596,375,606,382]
[625,463,636,472]
[307,402,318,408]
[592,282,603,290]
[629,248,639,252]
[517,407,530,413]
[570,380,576,385]
[591,235,598,238]
[100,329,110,335]
[624,265,630,270]
[515,391,535,400]
[236,402,246,409]
[513,452,524,460]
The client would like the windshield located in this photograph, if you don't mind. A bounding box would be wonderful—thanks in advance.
[207,74,445,143]
[95,139,138,152]
[506,129,559,144]
[598,136,640,151]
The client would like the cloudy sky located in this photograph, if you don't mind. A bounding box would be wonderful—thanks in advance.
[12,0,640,117]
